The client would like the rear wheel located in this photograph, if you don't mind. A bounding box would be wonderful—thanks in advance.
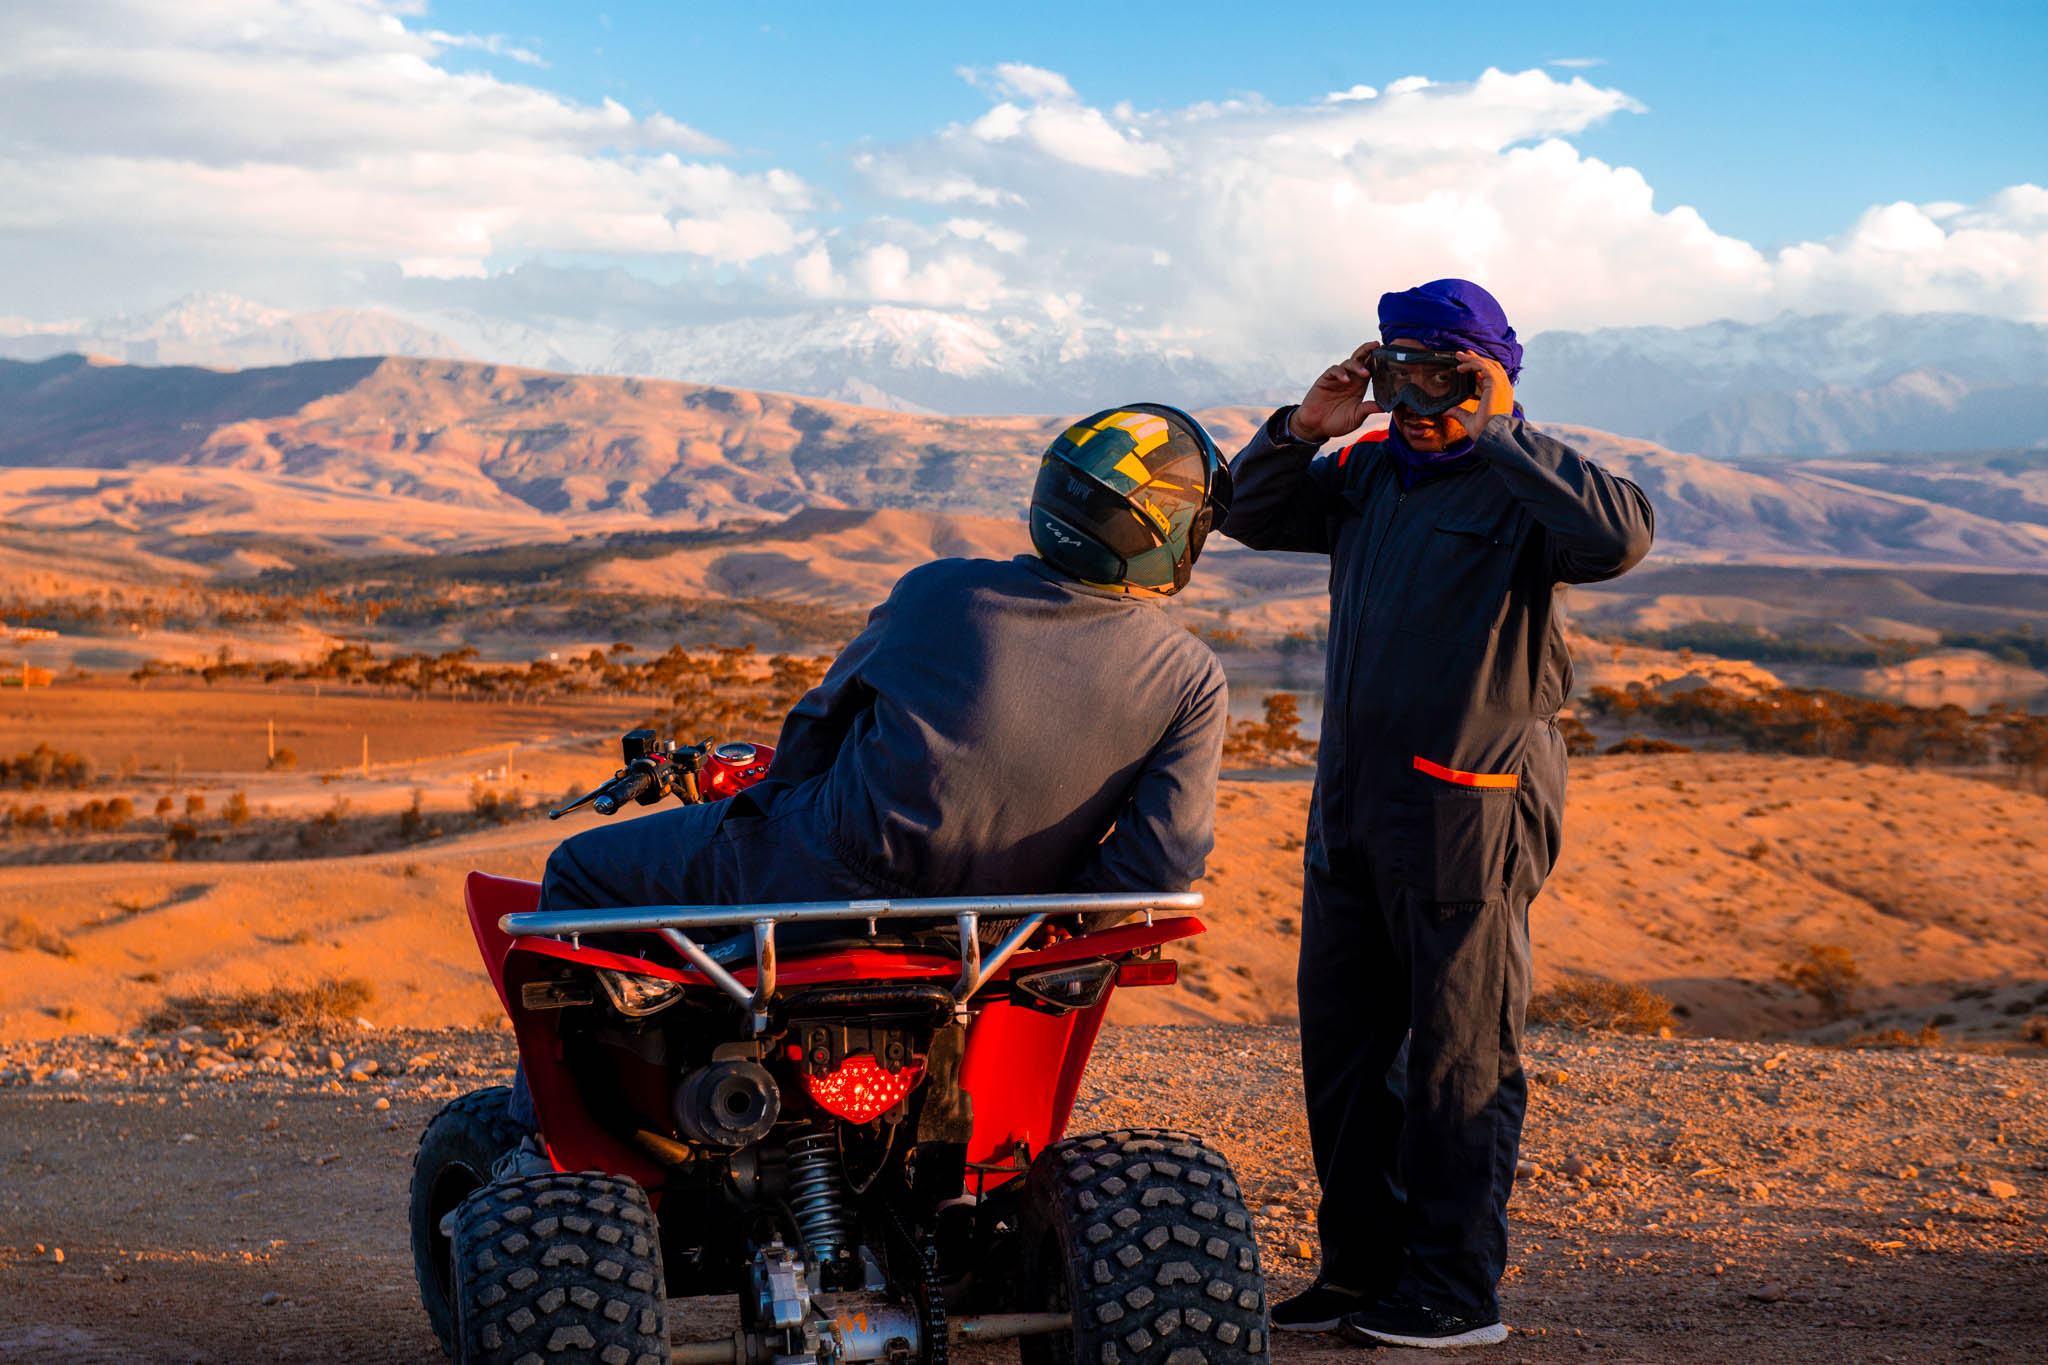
[1020,1129,1266,1365]
[451,1170,669,1365]
[411,1086,530,1355]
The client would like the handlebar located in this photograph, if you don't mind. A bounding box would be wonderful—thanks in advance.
[591,764,656,816]
[549,731,766,821]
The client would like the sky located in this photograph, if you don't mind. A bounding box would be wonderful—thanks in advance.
[2,0,2044,355]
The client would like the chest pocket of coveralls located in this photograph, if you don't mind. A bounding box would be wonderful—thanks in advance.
[1396,508,1516,645]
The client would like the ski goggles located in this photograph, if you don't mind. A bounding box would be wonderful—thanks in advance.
[1369,345,1476,416]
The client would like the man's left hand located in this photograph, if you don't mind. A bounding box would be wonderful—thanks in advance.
[1449,352,1514,441]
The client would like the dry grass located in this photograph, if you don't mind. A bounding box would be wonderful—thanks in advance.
[0,915,76,958]
[1528,977,1678,1034]
[145,976,374,1032]
[1845,1023,1947,1050]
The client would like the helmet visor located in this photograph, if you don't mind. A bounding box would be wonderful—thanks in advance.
[1370,345,1475,416]
[1032,456,1164,561]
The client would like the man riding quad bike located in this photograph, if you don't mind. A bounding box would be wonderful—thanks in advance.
[410,405,1271,1365]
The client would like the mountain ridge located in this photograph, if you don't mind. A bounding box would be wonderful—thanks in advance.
[2,352,2045,574]
[9,294,2048,455]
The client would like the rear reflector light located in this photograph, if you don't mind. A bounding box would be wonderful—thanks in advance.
[1115,959,1179,988]
[1010,958,1118,1012]
[802,1053,926,1123]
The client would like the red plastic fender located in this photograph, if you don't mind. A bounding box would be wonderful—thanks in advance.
[465,873,667,1193]
[955,914,1205,1187]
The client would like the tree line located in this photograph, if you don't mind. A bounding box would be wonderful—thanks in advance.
[1584,680,2048,787]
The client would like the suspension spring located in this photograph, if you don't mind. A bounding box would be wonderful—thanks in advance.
[786,1125,857,1267]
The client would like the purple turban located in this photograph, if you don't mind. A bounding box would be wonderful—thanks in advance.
[1377,279,1523,381]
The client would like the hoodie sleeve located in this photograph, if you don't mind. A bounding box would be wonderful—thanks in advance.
[1219,407,1347,555]
[1069,660,1227,895]
[1473,417,1656,584]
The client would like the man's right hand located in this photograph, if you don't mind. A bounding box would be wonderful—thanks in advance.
[1288,340,1386,444]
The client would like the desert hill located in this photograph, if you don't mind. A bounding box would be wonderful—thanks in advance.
[5,354,2048,572]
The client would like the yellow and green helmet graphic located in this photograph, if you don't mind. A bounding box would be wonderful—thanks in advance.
[1028,403,1230,594]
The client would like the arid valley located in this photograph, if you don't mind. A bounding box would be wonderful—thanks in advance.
[3,354,2045,1362]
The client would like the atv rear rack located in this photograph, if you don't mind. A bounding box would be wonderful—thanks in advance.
[501,892,1203,1030]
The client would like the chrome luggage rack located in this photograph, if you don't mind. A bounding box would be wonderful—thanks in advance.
[502,891,1204,1031]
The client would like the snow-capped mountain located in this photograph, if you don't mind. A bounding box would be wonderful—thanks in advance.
[6,293,2046,454]
[0,292,467,370]
[1517,312,2048,454]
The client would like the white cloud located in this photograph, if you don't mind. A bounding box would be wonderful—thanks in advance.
[0,0,793,280]
[424,29,548,68]
[956,63,1173,176]
[846,65,2048,364]
[2,16,2045,363]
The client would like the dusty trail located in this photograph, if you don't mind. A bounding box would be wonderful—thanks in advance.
[2,1025,2041,1364]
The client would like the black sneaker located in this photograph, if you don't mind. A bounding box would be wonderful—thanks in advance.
[1339,1297,1508,1349]
[1270,1279,1371,1332]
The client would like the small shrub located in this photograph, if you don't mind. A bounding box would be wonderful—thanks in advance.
[469,783,527,824]
[1744,840,1771,860]
[162,822,199,860]
[1527,978,1677,1034]
[397,788,426,841]
[1558,713,1598,756]
[154,795,175,817]
[268,747,299,771]
[223,791,252,827]
[2021,1016,2048,1046]
[1851,1023,1944,1050]
[1604,735,1693,755]
[1780,944,1862,1020]
[63,798,133,833]
[145,976,374,1032]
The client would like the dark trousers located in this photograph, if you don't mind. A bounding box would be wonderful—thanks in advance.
[1298,837,1535,1319]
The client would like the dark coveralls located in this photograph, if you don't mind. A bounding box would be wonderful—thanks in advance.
[1223,412,1653,1317]
[541,554,1228,918]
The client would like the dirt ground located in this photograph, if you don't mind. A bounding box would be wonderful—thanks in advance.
[11,753,2045,1047]
[0,680,654,777]
[0,1023,2040,1364]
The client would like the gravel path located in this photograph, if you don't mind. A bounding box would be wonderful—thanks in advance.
[1,1023,2041,1363]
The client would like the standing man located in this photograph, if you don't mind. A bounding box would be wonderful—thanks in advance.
[1224,280,1653,1349]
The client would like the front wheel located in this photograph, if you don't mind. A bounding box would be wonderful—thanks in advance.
[451,1170,669,1365]
[411,1086,531,1355]
[1020,1129,1267,1365]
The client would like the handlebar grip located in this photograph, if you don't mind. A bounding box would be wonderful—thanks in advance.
[592,766,656,815]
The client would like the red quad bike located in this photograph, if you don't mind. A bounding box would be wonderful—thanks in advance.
[410,729,1268,1365]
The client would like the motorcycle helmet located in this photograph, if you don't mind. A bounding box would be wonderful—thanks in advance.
[1028,403,1233,595]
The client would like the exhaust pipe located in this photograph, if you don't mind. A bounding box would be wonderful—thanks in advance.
[673,1060,780,1146]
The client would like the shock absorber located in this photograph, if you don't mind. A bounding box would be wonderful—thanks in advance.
[785,1124,857,1273]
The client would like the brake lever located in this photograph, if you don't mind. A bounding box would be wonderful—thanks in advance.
[548,780,615,820]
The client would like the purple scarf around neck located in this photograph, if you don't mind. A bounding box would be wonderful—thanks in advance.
[1380,422,1479,489]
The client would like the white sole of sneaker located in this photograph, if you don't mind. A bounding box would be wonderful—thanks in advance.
[1349,1321,1509,1348]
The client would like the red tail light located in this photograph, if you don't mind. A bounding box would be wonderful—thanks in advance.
[802,1053,926,1123]
[1115,959,1178,988]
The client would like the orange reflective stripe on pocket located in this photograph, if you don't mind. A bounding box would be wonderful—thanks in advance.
[1412,755,1519,789]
